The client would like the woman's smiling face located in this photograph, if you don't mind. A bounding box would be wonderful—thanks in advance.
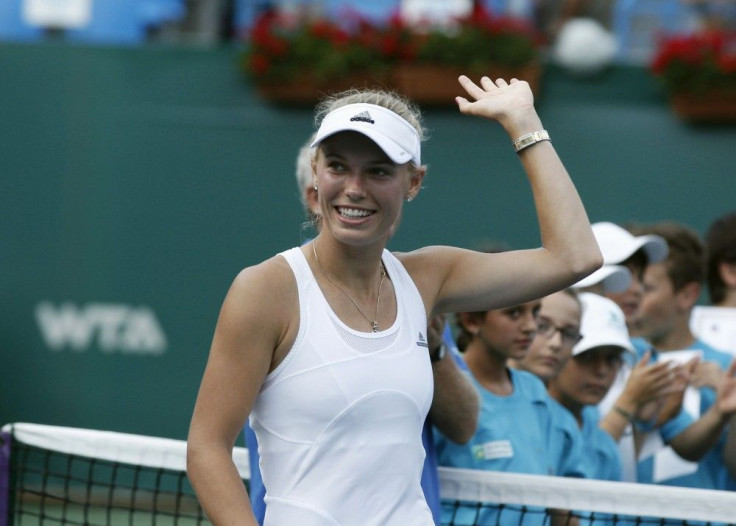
[314,131,422,246]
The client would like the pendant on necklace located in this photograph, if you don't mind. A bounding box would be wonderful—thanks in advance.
[371,321,379,333]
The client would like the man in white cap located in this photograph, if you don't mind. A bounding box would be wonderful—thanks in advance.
[574,221,669,330]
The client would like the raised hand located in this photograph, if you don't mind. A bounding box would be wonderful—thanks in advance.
[455,76,535,125]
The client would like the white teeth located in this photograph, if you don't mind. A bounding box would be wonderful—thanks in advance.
[338,207,371,218]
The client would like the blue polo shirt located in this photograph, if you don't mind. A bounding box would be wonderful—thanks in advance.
[581,405,622,481]
[435,368,586,526]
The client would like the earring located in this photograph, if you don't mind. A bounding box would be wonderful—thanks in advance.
[314,184,318,191]
[405,196,413,202]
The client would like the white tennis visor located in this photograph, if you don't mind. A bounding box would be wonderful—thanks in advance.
[311,103,421,165]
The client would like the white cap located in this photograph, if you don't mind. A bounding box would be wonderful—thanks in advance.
[574,264,631,293]
[573,293,635,356]
[594,222,668,265]
[311,103,421,165]
[573,222,668,290]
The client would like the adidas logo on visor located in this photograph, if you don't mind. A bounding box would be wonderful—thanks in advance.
[350,111,375,124]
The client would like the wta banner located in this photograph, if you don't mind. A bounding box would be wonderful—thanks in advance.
[35,302,167,355]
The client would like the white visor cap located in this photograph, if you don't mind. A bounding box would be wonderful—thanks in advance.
[593,221,668,266]
[311,103,421,165]
[572,293,636,356]
[572,222,668,290]
[573,264,632,293]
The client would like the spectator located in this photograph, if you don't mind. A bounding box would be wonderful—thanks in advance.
[691,212,736,356]
[509,289,582,384]
[548,292,633,481]
[514,289,673,482]
[436,293,587,524]
[631,221,736,490]
[574,221,668,330]
[573,221,676,481]
[705,211,736,309]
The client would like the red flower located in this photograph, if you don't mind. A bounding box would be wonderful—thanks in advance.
[309,19,349,46]
[250,12,279,46]
[241,7,541,84]
[652,31,733,70]
[380,34,400,56]
[249,53,271,75]
[651,29,736,94]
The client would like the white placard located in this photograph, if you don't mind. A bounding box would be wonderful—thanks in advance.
[639,349,702,482]
[23,0,92,29]
[691,306,736,356]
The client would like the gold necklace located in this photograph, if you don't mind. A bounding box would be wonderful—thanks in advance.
[312,241,387,332]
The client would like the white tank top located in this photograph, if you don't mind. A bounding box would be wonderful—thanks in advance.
[250,247,434,526]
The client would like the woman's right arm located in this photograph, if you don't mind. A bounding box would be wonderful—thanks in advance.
[187,257,297,526]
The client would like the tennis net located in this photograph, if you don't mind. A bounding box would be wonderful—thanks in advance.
[1,423,249,525]
[3,423,736,525]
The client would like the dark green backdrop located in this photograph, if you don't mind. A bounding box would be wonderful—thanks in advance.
[2,42,734,440]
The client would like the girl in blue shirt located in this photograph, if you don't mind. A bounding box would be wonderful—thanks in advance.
[435,297,586,525]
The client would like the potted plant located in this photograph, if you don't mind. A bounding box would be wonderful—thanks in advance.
[242,6,543,105]
[651,30,736,122]
[390,5,543,103]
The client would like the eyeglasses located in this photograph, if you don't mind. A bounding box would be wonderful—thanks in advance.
[536,318,582,347]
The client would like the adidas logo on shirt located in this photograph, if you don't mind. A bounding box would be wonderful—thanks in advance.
[416,332,428,348]
[350,111,375,124]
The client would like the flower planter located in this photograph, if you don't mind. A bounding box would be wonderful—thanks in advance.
[669,91,736,123]
[390,62,542,105]
[245,8,542,107]
[255,72,390,105]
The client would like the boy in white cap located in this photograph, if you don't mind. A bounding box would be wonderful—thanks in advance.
[574,221,668,328]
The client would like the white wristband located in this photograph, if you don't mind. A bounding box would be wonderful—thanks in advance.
[513,130,550,153]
